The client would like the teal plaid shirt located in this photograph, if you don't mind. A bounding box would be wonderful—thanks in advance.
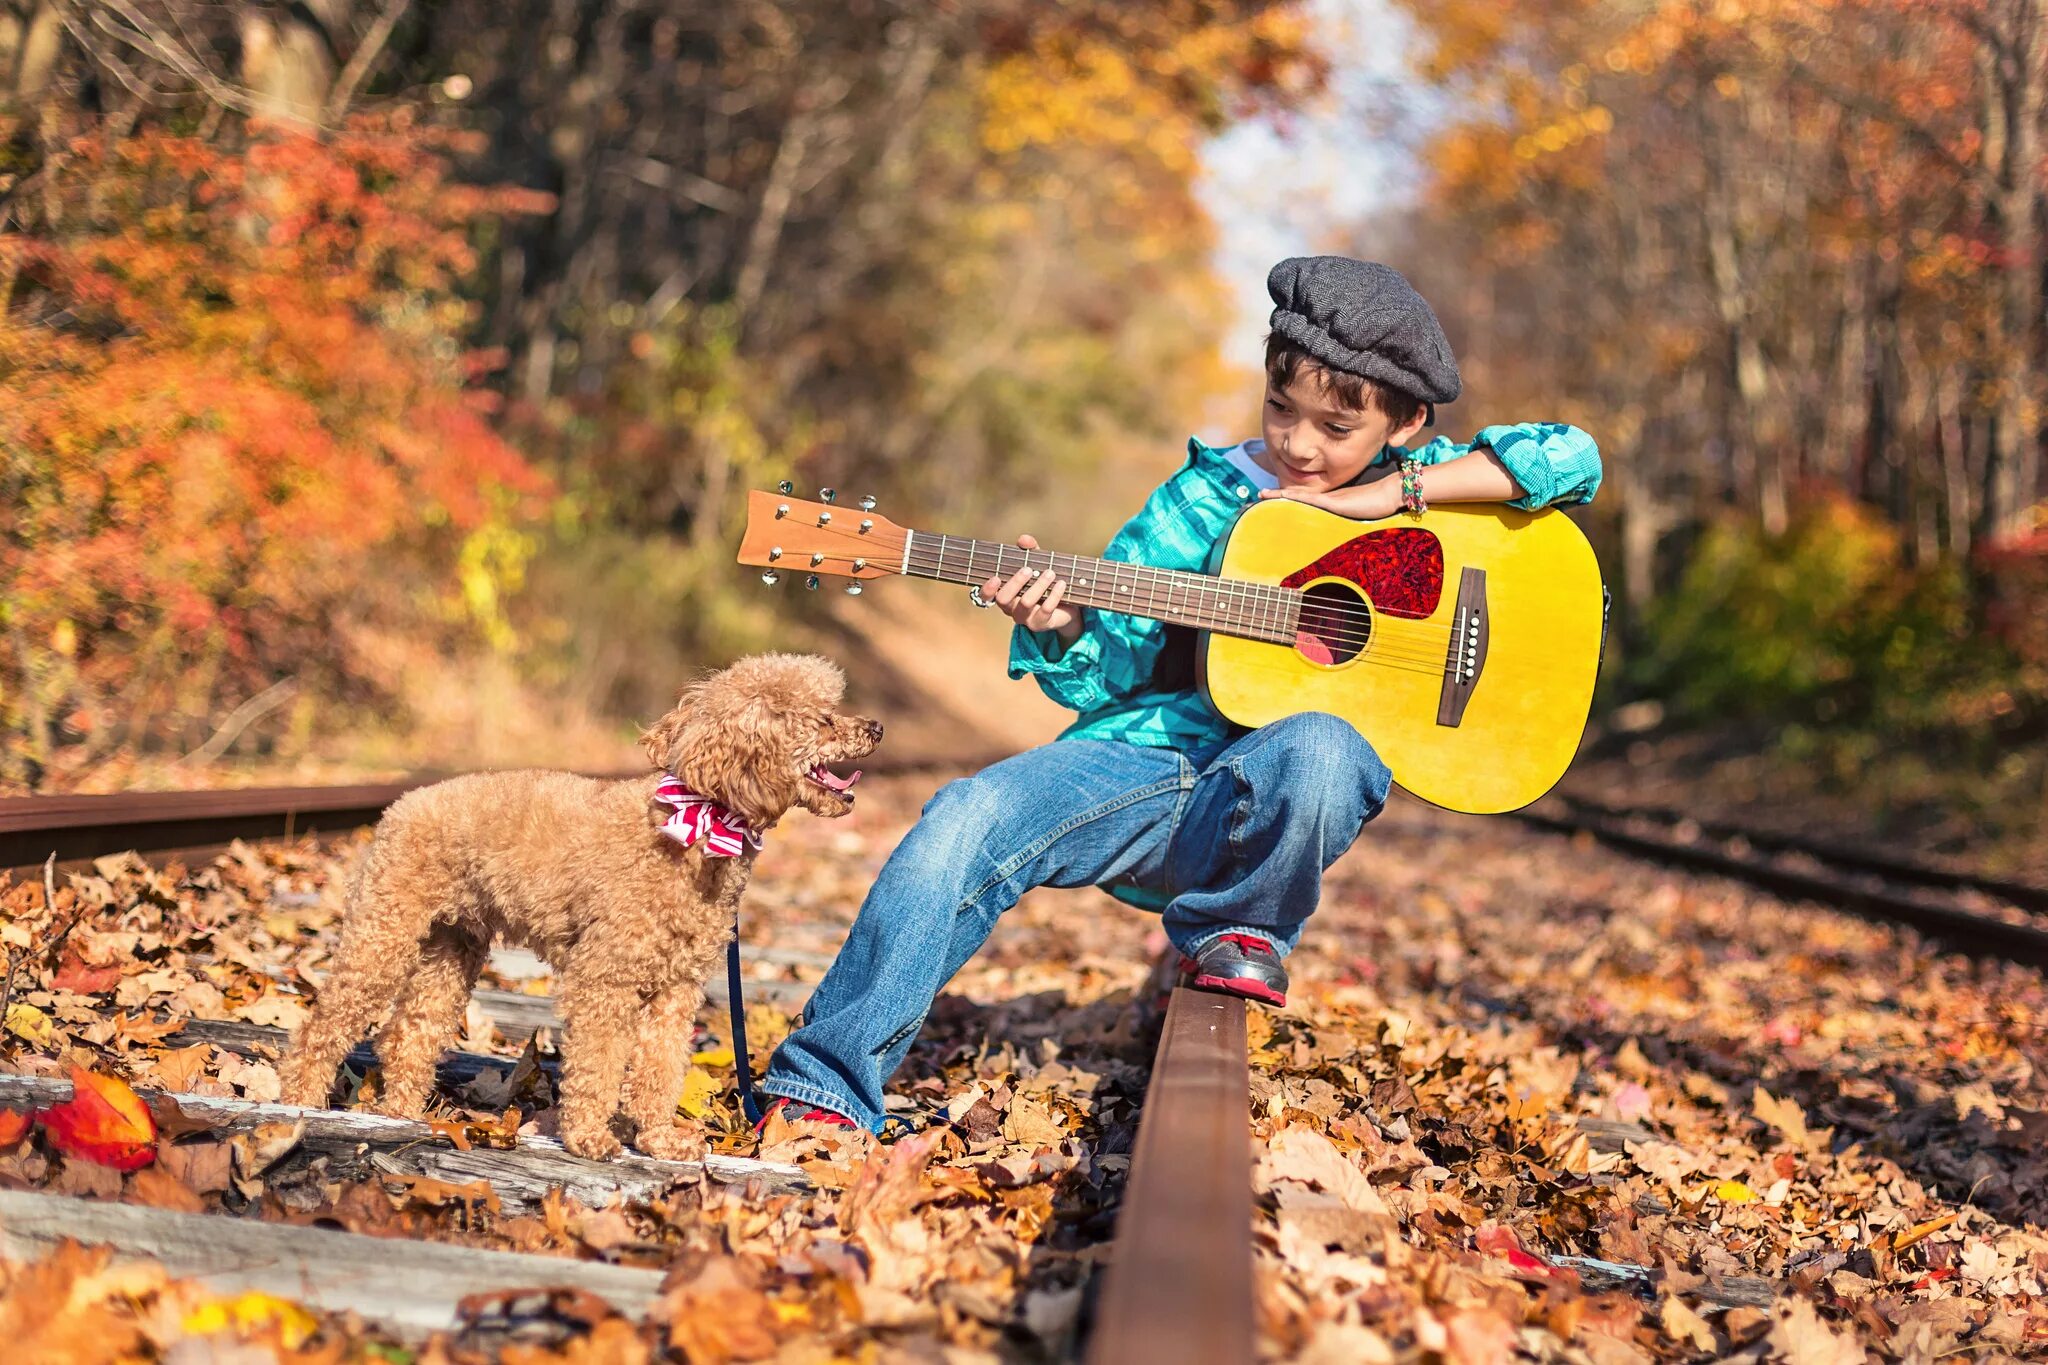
[1008,424,1603,754]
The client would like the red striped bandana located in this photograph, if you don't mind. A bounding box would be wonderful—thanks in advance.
[653,777,763,857]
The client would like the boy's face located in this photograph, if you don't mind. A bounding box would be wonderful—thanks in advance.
[1259,372,1429,492]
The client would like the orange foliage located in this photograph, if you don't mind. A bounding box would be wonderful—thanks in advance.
[37,1069,156,1170]
[0,114,552,770]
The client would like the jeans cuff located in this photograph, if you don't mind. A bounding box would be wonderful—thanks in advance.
[755,1078,879,1134]
[1173,924,1287,959]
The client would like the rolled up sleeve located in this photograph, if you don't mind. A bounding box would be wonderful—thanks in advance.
[1475,422,1603,510]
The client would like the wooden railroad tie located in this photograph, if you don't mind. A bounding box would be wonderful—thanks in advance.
[0,1073,809,1211]
[0,1187,666,1337]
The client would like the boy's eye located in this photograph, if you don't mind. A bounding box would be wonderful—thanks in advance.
[1326,424,1352,436]
[1266,398,1289,413]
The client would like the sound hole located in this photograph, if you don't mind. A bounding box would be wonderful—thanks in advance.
[1295,581,1368,666]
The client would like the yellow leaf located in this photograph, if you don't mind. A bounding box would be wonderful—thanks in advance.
[5,1003,56,1047]
[1714,1180,1756,1204]
[677,1067,722,1119]
[182,1291,319,1348]
[690,1046,734,1069]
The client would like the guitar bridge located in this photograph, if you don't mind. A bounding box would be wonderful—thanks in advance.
[1436,567,1488,728]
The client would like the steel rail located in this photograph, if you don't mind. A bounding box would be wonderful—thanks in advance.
[1517,805,2048,970]
[0,753,1008,878]
[1558,793,2048,915]
[1086,986,1253,1365]
[0,782,431,876]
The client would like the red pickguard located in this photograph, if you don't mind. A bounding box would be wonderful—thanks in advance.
[1280,528,1444,619]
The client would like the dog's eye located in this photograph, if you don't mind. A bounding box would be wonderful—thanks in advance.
[816,715,833,727]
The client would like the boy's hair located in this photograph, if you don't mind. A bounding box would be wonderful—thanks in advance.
[1263,332,1427,429]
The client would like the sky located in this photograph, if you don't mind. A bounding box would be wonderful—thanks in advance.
[1199,0,1434,379]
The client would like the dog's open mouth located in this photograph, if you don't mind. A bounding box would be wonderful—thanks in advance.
[807,764,863,796]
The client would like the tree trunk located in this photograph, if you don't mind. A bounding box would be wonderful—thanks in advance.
[1703,103,1783,534]
[240,1,353,123]
[1977,0,2045,542]
[2,0,60,102]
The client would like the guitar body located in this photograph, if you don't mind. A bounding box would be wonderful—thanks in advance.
[1199,499,1605,814]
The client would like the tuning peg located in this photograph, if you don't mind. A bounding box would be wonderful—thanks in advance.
[858,494,877,511]
[844,582,863,596]
[804,574,820,590]
[819,488,837,504]
[760,569,781,585]
[810,552,825,566]
[777,480,795,495]
[768,547,782,561]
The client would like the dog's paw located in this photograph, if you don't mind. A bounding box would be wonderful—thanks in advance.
[633,1124,706,1163]
[562,1127,624,1161]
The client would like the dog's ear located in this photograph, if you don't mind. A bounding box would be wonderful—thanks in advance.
[639,706,690,772]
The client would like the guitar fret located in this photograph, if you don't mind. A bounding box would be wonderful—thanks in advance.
[887,520,1304,642]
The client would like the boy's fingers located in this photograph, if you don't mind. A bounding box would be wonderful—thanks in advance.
[1041,580,1067,614]
[992,566,1032,608]
[1016,534,1039,550]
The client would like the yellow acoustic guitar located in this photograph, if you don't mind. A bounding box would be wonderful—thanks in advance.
[737,488,1606,814]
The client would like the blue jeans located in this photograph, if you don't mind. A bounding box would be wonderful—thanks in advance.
[759,712,1392,1130]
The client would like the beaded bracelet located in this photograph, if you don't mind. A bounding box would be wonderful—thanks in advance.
[1398,457,1427,516]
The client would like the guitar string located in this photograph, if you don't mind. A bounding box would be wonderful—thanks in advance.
[890,541,1470,667]
[896,554,1473,674]
[771,520,1480,662]
[896,541,1471,645]
[896,543,1472,662]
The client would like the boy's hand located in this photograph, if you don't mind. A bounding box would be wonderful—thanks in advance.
[983,534,1082,644]
[1257,478,1402,521]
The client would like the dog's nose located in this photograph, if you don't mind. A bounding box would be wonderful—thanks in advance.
[865,719,884,741]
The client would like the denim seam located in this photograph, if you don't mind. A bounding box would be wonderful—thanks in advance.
[872,1013,927,1058]
[1225,756,1253,858]
[965,774,1187,906]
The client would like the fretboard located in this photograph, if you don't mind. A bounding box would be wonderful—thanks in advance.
[898,531,1300,645]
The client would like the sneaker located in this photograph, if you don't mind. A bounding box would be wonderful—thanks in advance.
[1179,933,1288,1007]
[754,1097,857,1132]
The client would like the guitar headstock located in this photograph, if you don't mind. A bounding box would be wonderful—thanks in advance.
[736,488,904,588]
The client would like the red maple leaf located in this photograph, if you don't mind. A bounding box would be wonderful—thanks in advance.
[38,1068,157,1170]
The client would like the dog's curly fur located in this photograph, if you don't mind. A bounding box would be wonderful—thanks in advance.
[278,653,880,1159]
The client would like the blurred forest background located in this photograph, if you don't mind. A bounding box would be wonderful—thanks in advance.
[2,1,2044,866]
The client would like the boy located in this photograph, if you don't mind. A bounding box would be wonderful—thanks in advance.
[758,256,1602,1132]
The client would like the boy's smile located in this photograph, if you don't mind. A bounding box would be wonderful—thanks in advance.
[1255,373,1427,492]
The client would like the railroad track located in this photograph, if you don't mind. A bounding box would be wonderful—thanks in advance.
[0,752,1010,877]
[5,771,2048,1358]
[1514,793,2048,969]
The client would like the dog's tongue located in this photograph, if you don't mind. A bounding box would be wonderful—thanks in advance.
[810,765,862,793]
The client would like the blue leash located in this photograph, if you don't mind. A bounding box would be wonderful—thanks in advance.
[726,928,764,1125]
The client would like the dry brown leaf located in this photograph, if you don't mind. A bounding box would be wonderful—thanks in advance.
[149,1044,212,1094]
[1768,1298,1863,1365]
[126,1163,208,1213]
[1257,1125,1389,1216]
[1660,1295,1715,1350]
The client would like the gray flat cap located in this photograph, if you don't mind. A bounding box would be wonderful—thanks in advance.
[1267,256,1461,407]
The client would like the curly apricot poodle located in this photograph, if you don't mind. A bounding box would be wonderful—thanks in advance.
[279,653,880,1159]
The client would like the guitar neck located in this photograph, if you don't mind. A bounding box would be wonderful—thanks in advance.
[896,531,1298,645]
